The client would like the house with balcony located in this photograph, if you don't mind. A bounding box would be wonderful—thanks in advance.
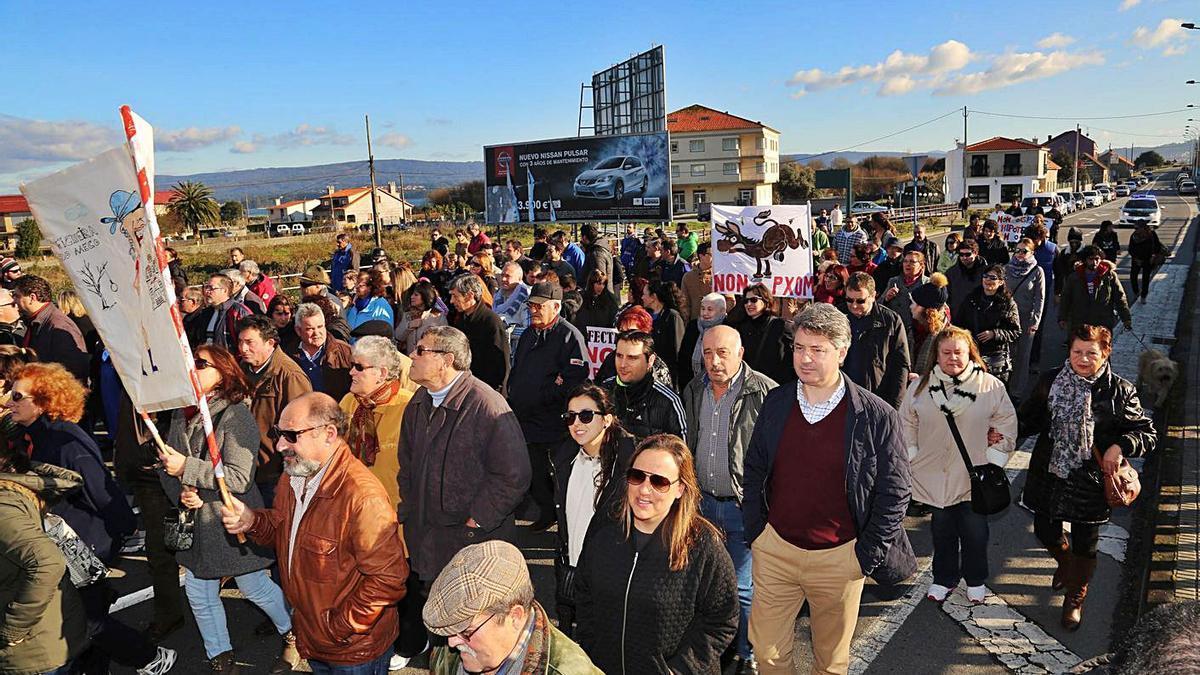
[945,136,1058,206]
[266,198,322,224]
[311,182,412,227]
[666,104,780,215]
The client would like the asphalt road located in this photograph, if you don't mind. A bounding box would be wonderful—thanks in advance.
[101,173,1197,674]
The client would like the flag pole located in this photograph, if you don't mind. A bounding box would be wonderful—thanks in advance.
[120,105,243,541]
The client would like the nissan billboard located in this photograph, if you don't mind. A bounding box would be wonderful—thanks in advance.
[484,131,671,224]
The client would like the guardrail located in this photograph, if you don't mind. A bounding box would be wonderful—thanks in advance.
[885,203,962,221]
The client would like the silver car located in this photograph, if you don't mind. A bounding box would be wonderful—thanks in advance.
[574,155,649,201]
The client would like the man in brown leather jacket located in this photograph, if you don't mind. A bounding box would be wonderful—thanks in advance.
[221,392,409,673]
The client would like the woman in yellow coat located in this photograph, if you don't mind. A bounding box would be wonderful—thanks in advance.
[339,335,413,508]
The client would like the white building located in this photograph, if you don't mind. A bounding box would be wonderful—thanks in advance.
[266,198,322,224]
[945,136,1059,206]
[666,104,780,214]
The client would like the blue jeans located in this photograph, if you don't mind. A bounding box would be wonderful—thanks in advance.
[309,652,392,674]
[700,493,753,659]
[931,502,990,587]
[185,568,292,659]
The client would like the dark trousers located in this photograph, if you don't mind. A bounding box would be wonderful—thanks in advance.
[394,570,429,657]
[309,652,391,674]
[131,481,184,628]
[1130,259,1153,298]
[527,441,557,521]
[76,580,158,672]
[1034,514,1100,559]
[931,502,990,587]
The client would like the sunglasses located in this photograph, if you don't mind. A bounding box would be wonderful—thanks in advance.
[8,390,27,403]
[562,410,599,425]
[350,362,376,372]
[1015,248,1032,255]
[845,297,869,305]
[269,424,325,444]
[415,345,449,357]
[194,357,211,370]
[626,467,680,493]
[983,275,1002,281]
[743,297,765,304]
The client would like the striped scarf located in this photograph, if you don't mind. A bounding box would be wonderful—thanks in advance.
[928,362,982,418]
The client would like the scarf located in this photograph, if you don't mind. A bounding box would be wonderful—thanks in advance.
[1005,255,1037,280]
[927,362,981,418]
[691,314,726,376]
[348,380,402,467]
[1047,361,1099,479]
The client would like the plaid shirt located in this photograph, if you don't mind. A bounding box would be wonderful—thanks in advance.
[834,227,868,265]
[795,375,847,424]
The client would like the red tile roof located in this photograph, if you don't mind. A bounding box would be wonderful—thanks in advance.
[667,105,777,134]
[269,199,314,210]
[154,190,179,205]
[1098,151,1135,167]
[323,187,370,200]
[0,195,30,214]
[1046,158,1061,170]
[965,136,1045,152]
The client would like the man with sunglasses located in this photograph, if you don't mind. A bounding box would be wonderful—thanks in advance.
[222,392,409,675]
[743,304,914,675]
[0,288,25,346]
[841,273,909,410]
[977,222,1011,267]
[946,238,986,317]
[423,541,599,674]
[236,315,313,508]
[601,331,686,441]
[0,257,23,290]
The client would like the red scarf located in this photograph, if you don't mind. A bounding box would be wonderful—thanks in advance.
[348,380,402,467]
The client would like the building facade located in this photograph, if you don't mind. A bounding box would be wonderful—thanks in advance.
[266,198,322,224]
[666,104,780,215]
[0,195,30,253]
[312,183,411,227]
[945,137,1057,206]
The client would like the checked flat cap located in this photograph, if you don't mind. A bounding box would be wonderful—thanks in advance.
[422,540,531,636]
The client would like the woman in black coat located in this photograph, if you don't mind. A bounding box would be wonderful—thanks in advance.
[575,434,738,675]
[552,384,635,637]
[952,264,1021,384]
[1015,324,1154,631]
[1126,221,1165,304]
[724,283,793,384]
[572,269,620,330]
[642,281,686,387]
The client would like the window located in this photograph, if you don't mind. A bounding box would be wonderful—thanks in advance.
[1000,184,1023,203]
[693,190,707,210]
[967,185,990,205]
[739,188,754,205]
[756,162,765,175]
[671,165,680,178]
[722,138,739,152]
[1003,153,1022,176]
[670,140,678,153]
[689,139,705,152]
[691,164,706,177]
[970,155,989,178]
[723,162,738,175]
[672,191,686,213]
[756,138,764,150]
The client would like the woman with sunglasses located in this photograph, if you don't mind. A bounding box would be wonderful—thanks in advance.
[338,336,413,507]
[936,233,961,274]
[725,283,792,385]
[155,346,295,673]
[952,264,1021,385]
[575,434,738,674]
[1005,238,1047,401]
[267,294,299,353]
[573,269,620,331]
[552,384,635,637]
[814,264,849,309]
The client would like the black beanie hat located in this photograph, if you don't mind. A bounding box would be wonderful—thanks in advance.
[910,272,949,309]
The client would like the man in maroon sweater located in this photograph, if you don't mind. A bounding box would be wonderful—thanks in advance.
[741,303,915,675]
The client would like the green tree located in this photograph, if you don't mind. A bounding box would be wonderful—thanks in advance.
[220,200,245,224]
[1135,150,1164,168]
[776,163,816,202]
[168,181,220,240]
[1051,149,1076,187]
[15,219,42,259]
[830,157,853,170]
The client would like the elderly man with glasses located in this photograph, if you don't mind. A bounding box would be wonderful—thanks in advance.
[198,273,253,349]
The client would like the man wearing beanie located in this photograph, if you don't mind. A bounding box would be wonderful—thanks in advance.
[0,257,23,290]
[423,541,600,675]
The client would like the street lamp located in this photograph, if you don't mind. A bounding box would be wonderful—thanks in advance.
[1182,22,1196,29]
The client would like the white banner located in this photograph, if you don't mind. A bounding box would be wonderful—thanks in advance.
[995,214,1055,244]
[585,326,617,380]
[21,147,196,411]
[711,204,815,298]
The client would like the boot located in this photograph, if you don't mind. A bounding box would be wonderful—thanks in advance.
[269,630,301,674]
[1061,555,1097,631]
[209,651,240,674]
[1047,536,1070,591]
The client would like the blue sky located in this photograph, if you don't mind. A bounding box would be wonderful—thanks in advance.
[2,0,1197,191]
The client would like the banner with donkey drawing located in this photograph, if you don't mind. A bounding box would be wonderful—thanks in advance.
[710,204,815,299]
[21,145,195,411]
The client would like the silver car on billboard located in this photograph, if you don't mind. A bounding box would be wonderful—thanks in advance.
[573,155,649,201]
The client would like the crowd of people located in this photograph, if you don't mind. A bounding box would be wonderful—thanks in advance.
[0,208,1161,675]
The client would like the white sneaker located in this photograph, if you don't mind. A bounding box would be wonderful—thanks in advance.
[967,585,987,604]
[926,583,951,602]
[388,653,411,671]
[138,647,178,675]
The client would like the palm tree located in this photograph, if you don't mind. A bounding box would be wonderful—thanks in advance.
[168,181,220,240]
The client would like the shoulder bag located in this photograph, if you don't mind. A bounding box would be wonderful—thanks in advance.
[944,412,1011,515]
[1093,445,1140,507]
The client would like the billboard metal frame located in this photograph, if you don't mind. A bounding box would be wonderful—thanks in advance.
[591,46,666,137]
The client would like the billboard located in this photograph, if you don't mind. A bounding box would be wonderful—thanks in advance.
[711,204,815,299]
[592,46,666,137]
[484,132,671,224]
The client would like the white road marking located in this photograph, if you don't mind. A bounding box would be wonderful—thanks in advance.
[109,571,185,614]
[848,564,934,675]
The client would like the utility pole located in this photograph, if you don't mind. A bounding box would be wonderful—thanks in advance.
[1073,124,1081,192]
[961,106,968,206]
[398,173,406,224]
[365,114,382,249]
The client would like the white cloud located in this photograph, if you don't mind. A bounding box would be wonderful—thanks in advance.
[1130,18,1193,55]
[247,124,356,150]
[1037,33,1076,49]
[0,114,121,172]
[376,133,412,149]
[1119,0,1141,10]
[787,39,974,96]
[230,141,258,154]
[934,49,1105,95]
[156,126,241,152]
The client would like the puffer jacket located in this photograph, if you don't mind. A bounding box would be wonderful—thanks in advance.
[951,288,1021,376]
[575,516,738,675]
[1018,366,1155,524]
[601,375,687,441]
[682,366,778,502]
[0,464,88,675]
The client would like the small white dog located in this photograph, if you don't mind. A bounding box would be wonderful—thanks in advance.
[1137,349,1179,410]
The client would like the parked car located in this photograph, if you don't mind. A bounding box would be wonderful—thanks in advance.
[1072,192,1087,208]
[1055,192,1077,214]
[1119,196,1161,228]
[1115,185,1130,197]
[573,155,649,201]
[275,223,290,236]
[1095,185,1113,202]
[850,201,889,214]
[1082,190,1103,207]
[1181,180,1198,196]
[291,223,306,235]
[1021,193,1061,214]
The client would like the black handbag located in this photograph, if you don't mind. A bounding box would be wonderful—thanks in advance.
[944,412,1011,515]
[163,507,195,552]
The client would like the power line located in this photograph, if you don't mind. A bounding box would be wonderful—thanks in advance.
[1080,124,1188,140]
[968,107,1194,121]
[794,108,962,163]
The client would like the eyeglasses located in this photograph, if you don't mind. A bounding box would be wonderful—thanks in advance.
[202,285,218,291]
[350,362,376,372]
[957,251,975,257]
[415,345,449,357]
[743,297,765,305]
[273,309,292,316]
[1015,248,1032,255]
[454,613,496,643]
[983,275,1002,281]
[626,467,680,492]
[562,410,599,425]
[194,358,211,370]
[845,297,870,305]
[269,424,325,444]
[0,302,14,308]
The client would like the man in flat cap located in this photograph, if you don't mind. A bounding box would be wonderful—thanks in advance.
[424,541,599,675]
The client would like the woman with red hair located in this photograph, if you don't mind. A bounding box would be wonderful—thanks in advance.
[814,264,850,308]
